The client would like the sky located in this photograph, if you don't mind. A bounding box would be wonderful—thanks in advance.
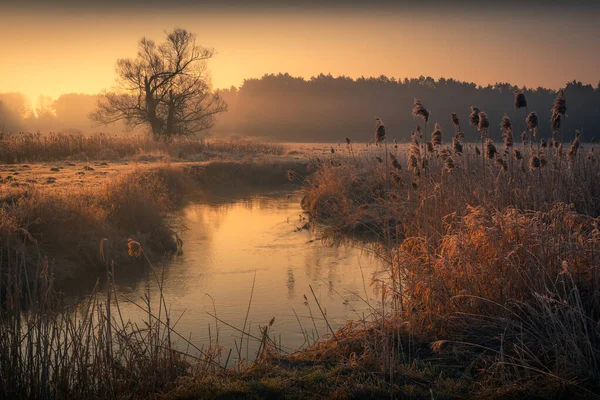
[1,0,599,103]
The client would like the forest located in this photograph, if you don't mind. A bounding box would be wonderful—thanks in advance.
[2,74,600,142]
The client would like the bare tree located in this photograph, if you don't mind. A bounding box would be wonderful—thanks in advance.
[90,28,226,140]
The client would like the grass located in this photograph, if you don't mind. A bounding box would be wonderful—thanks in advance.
[0,164,192,288]
[0,132,285,164]
[2,106,600,397]
[300,122,600,398]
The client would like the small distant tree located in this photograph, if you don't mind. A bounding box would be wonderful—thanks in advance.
[90,28,226,140]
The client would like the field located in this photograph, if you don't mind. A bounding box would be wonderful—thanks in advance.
[1,117,600,399]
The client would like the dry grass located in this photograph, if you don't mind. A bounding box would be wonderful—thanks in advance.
[0,132,284,163]
[0,165,192,286]
[302,127,600,396]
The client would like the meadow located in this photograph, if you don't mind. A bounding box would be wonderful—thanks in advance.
[2,91,600,399]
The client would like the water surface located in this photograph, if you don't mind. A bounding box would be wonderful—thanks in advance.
[101,189,382,360]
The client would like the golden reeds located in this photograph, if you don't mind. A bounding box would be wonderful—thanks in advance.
[412,99,430,122]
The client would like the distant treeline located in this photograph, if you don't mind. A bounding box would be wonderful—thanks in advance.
[215,74,600,143]
[2,74,600,142]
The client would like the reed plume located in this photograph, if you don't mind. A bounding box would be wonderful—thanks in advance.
[551,89,567,137]
[513,149,523,160]
[529,154,541,170]
[408,135,422,176]
[526,112,538,137]
[452,137,463,154]
[426,141,434,153]
[539,150,548,167]
[568,137,580,162]
[495,156,508,171]
[469,106,480,126]
[450,113,461,131]
[390,153,402,170]
[501,114,513,148]
[478,112,490,137]
[500,114,512,133]
[514,89,528,110]
[438,147,455,172]
[485,138,497,159]
[431,123,442,146]
[412,99,430,122]
[375,117,386,144]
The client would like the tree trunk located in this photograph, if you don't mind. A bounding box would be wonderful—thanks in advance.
[144,76,162,140]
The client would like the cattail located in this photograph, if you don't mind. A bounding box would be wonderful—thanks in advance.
[513,149,523,160]
[469,106,480,126]
[495,156,508,171]
[475,146,481,156]
[345,137,351,145]
[526,112,538,136]
[331,146,335,154]
[412,99,430,122]
[540,139,547,148]
[431,123,442,146]
[452,137,463,154]
[450,113,461,131]
[478,112,490,137]
[529,154,541,170]
[127,238,142,258]
[375,117,386,144]
[514,89,527,110]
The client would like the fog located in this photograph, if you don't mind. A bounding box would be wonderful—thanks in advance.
[3,74,598,142]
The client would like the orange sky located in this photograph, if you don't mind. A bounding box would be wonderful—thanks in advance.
[1,7,599,104]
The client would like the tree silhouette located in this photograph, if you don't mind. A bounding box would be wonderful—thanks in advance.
[90,28,226,140]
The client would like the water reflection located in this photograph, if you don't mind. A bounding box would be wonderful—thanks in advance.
[93,189,382,360]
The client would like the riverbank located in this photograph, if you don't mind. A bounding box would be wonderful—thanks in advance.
[298,138,600,398]
[0,156,309,288]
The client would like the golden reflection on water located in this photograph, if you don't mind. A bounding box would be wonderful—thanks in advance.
[100,189,382,359]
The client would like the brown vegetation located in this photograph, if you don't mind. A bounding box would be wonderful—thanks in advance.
[301,102,600,397]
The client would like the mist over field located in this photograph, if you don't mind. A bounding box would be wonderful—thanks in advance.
[3,75,600,142]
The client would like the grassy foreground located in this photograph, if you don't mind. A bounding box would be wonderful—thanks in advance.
[3,127,600,398]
